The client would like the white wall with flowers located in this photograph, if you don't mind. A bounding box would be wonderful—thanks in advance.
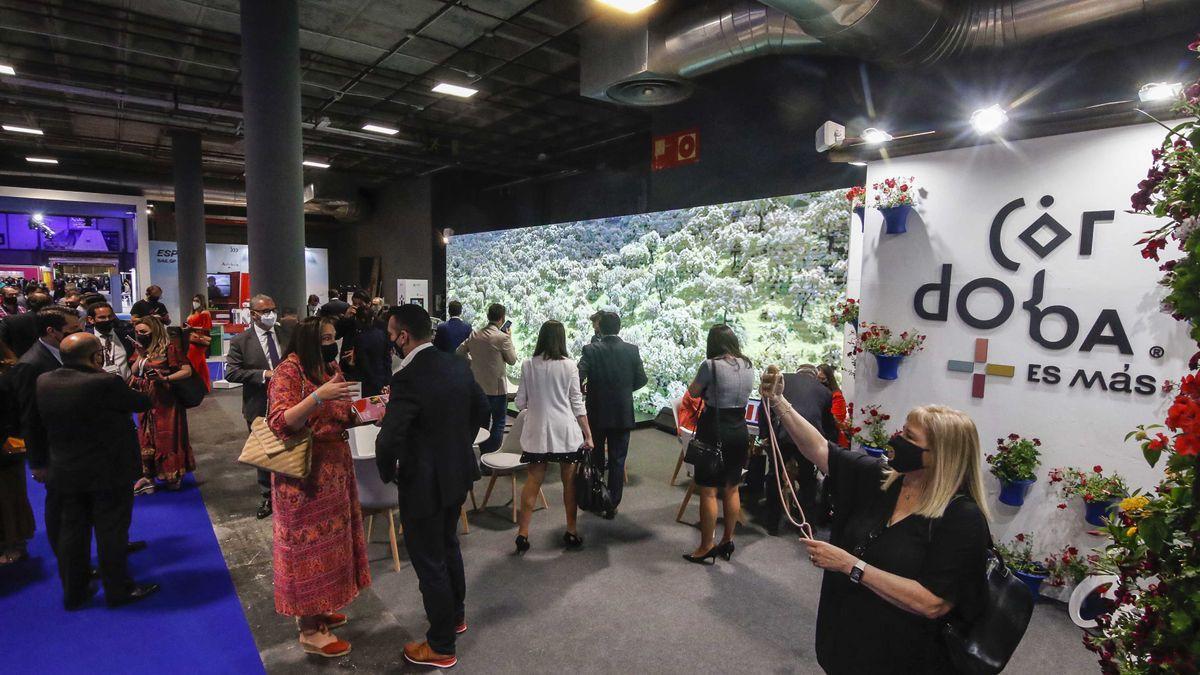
[843,122,1193,559]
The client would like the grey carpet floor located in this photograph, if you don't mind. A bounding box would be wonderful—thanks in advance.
[188,390,1097,674]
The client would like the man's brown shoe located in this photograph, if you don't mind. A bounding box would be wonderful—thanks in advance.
[404,641,457,669]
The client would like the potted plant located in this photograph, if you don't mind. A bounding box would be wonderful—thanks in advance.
[996,533,1048,598]
[846,185,866,229]
[986,434,1043,506]
[851,403,892,457]
[850,323,926,380]
[830,297,859,332]
[1049,465,1130,526]
[871,176,918,234]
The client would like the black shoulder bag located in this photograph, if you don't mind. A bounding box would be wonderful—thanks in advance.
[684,360,725,477]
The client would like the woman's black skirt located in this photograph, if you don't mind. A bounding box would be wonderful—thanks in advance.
[693,406,749,488]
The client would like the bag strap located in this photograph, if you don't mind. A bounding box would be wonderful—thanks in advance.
[708,359,722,450]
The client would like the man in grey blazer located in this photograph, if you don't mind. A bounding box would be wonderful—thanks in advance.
[225,293,288,519]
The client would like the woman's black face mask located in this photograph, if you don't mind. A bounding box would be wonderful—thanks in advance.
[887,434,928,473]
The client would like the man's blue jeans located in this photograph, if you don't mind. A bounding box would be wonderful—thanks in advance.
[480,395,508,454]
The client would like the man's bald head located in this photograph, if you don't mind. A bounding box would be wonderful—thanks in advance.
[61,332,102,368]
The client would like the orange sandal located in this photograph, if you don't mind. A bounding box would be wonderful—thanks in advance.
[300,625,351,658]
[320,612,347,629]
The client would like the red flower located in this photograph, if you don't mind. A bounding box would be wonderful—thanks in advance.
[1188,33,1200,52]
[1015,533,1025,542]
[1008,433,1019,440]
[1057,503,1068,510]
[1174,432,1200,456]
[1179,374,1200,398]
[1067,546,1078,556]
[1147,433,1169,451]
[1140,237,1167,261]
[1093,465,1103,473]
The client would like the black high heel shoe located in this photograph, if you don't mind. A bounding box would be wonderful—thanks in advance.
[682,546,720,565]
[515,535,530,555]
[562,532,583,549]
[716,540,735,561]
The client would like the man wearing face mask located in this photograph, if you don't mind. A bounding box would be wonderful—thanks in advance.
[85,303,136,379]
[1,290,52,356]
[130,285,170,326]
[0,285,26,319]
[226,294,289,519]
[36,333,158,609]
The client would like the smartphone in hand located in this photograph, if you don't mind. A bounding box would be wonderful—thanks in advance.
[501,320,512,333]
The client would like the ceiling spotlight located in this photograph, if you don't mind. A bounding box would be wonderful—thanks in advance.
[25,156,58,164]
[432,83,478,98]
[0,64,14,76]
[596,0,657,13]
[361,123,400,136]
[1138,82,1183,103]
[442,227,454,245]
[31,212,44,225]
[970,104,1009,134]
[302,159,331,169]
[861,128,893,145]
[848,161,868,167]
[2,124,42,135]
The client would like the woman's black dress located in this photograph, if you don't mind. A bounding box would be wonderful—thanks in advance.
[815,446,990,674]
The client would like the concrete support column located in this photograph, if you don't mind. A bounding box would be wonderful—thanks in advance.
[172,130,206,322]
[240,0,305,312]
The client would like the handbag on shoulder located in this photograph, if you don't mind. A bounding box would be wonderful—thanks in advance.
[684,359,725,477]
[236,416,312,479]
[170,371,207,408]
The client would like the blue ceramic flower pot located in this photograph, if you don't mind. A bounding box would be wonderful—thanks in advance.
[854,206,865,231]
[1084,499,1117,526]
[862,444,887,458]
[878,204,913,234]
[1013,568,1047,599]
[874,353,904,380]
[998,477,1036,507]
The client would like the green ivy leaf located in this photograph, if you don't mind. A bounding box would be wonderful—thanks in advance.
[1143,446,1162,468]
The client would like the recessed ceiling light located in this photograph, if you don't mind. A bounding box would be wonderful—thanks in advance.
[1138,82,1183,103]
[3,124,42,135]
[0,64,14,76]
[848,161,868,167]
[302,160,331,169]
[970,104,1009,134]
[431,82,478,98]
[596,0,657,13]
[25,156,58,164]
[861,128,893,145]
[361,123,399,136]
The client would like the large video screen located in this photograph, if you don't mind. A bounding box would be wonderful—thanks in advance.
[447,190,849,415]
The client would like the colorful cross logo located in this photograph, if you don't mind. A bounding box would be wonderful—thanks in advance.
[947,338,1015,398]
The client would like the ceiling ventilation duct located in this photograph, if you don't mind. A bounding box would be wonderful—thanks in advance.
[583,0,1196,106]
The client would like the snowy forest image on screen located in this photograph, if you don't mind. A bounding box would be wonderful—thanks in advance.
[448,190,849,415]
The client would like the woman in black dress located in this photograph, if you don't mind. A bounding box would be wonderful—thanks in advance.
[682,325,754,564]
[760,367,991,673]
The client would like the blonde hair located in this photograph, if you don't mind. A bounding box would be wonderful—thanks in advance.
[134,315,170,359]
[881,405,992,521]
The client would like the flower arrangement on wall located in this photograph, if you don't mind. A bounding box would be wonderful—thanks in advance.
[986,434,1043,506]
[850,323,926,380]
[845,185,866,210]
[847,403,891,455]
[871,177,919,234]
[829,297,859,329]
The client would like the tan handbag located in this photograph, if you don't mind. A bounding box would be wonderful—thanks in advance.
[237,417,312,479]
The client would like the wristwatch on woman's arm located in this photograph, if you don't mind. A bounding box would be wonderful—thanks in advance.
[849,559,868,584]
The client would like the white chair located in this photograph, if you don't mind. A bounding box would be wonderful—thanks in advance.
[477,410,548,523]
[354,457,403,572]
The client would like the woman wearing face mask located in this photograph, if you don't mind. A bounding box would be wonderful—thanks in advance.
[186,293,212,392]
[759,367,991,674]
[130,316,195,494]
[267,316,369,657]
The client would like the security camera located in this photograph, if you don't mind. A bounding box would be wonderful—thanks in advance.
[815,121,846,153]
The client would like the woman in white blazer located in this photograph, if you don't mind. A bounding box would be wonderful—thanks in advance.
[513,320,593,553]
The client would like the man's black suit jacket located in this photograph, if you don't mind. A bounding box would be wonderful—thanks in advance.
[578,335,648,431]
[759,373,840,447]
[225,326,289,422]
[0,312,40,357]
[375,346,488,520]
[37,366,150,492]
[10,341,62,471]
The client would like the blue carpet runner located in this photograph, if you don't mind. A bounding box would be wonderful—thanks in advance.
[0,473,264,674]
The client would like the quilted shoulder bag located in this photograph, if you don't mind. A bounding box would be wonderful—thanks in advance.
[236,416,313,479]
[684,359,725,477]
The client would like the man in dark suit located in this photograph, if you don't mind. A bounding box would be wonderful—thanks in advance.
[224,293,288,519]
[759,365,839,535]
[578,311,647,519]
[376,304,487,670]
[37,333,159,609]
[0,290,52,356]
[13,307,81,554]
[85,302,136,379]
[432,300,471,353]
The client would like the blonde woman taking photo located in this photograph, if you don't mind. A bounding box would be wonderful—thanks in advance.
[130,316,194,494]
[760,367,991,674]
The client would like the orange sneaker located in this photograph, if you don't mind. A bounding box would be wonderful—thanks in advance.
[404,641,457,669]
[456,619,467,635]
[321,612,348,629]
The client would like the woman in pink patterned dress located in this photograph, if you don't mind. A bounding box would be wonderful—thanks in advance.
[267,316,370,657]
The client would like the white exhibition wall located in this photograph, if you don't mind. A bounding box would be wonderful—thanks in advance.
[148,241,328,316]
[846,123,1191,548]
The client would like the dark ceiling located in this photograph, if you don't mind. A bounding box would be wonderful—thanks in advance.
[0,0,650,190]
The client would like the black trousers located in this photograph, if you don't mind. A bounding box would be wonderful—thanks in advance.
[56,486,134,606]
[764,445,819,531]
[591,428,631,508]
[44,483,61,554]
[401,501,466,655]
[247,420,272,498]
